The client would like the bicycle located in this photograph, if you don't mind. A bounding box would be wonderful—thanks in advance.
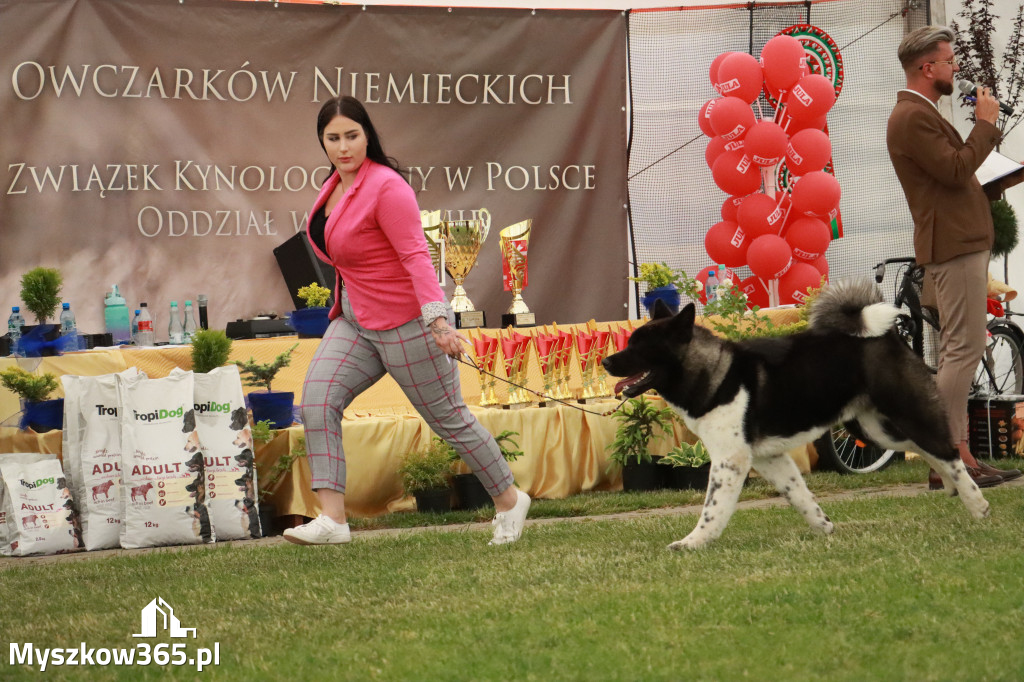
[814,256,1024,474]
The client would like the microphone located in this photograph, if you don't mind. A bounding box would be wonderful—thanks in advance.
[957,80,1015,116]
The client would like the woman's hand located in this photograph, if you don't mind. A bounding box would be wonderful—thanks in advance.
[429,318,468,359]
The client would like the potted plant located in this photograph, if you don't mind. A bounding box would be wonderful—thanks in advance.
[253,422,302,537]
[18,266,63,355]
[190,328,233,373]
[289,282,332,338]
[452,429,523,511]
[606,395,676,491]
[659,440,712,490]
[991,198,1019,260]
[234,343,299,428]
[630,262,681,315]
[0,366,62,432]
[398,436,457,513]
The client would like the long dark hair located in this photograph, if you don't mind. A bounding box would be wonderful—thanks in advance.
[316,96,403,179]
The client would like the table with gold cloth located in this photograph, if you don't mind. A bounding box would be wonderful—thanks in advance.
[0,315,815,519]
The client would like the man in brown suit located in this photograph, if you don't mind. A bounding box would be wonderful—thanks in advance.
[887,25,1021,488]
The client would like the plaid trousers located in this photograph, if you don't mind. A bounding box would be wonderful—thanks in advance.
[301,291,513,496]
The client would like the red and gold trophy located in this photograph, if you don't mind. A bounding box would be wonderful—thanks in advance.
[575,328,597,401]
[471,331,500,407]
[556,328,574,400]
[533,327,561,406]
[499,219,535,327]
[501,329,533,407]
[610,325,634,396]
[590,325,613,398]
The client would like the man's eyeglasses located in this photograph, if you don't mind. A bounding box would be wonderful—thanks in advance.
[919,59,957,69]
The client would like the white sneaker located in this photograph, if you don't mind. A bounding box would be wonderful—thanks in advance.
[283,514,351,545]
[489,489,531,546]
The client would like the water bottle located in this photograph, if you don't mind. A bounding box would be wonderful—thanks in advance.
[131,309,141,345]
[706,268,720,304]
[104,284,131,344]
[7,306,23,356]
[168,301,185,344]
[59,302,80,351]
[183,300,198,342]
[136,303,155,347]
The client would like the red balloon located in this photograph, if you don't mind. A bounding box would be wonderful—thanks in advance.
[747,234,793,280]
[791,171,841,217]
[745,121,789,167]
[721,194,747,222]
[708,96,756,142]
[737,193,786,239]
[709,52,738,85]
[705,220,749,268]
[809,255,829,280]
[785,216,831,261]
[696,265,738,305]
[778,262,823,304]
[712,149,761,196]
[786,128,831,176]
[785,74,836,122]
[761,34,805,92]
[739,275,769,309]
[786,114,827,134]
[698,98,718,137]
[705,137,743,170]
[715,52,764,104]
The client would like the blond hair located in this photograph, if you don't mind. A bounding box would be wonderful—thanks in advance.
[898,25,956,69]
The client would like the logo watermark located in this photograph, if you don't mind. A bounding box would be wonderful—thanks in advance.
[9,596,220,672]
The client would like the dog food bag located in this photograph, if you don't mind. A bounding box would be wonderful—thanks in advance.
[62,369,144,550]
[0,453,60,553]
[117,371,215,549]
[0,456,81,556]
[188,365,261,540]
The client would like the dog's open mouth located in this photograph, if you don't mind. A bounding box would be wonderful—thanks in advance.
[613,372,652,397]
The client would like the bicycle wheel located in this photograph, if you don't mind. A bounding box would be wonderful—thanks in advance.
[973,324,1024,396]
[813,424,898,474]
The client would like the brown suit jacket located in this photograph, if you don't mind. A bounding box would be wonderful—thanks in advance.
[886,90,999,265]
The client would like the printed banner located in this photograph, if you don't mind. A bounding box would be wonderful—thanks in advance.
[0,0,628,334]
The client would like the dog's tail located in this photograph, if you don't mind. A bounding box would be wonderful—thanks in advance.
[808,279,897,338]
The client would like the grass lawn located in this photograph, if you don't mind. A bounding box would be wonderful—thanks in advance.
[2,459,1023,681]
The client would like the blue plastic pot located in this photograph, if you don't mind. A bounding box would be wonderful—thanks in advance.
[289,307,330,338]
[20,398,65,433]
[248,391,295,429]
[641,285,680,316]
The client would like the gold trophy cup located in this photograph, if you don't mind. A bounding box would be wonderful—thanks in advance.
[443,208,490,328]
[499,219,535,327]
[420,210,445,286]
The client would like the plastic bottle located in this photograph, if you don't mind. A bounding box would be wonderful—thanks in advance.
[183,300,198,342]
[705,268,720,304]
[59,302,80,351]
[197,294,209,330]
[7,306,23,356]
[131,309,141,345]
[136,303,155,347]
[104,284,131,345]
[168,301,185,344]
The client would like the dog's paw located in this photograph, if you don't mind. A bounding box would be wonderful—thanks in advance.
[815,519,835,535]
[667,532,711,551]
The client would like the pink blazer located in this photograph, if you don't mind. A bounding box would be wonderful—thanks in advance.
[307,159,446,330]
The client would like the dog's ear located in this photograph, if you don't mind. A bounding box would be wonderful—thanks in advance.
[668,303,696,339]
[651,298,674,319]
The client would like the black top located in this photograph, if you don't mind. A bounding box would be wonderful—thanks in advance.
[309,204,329,257]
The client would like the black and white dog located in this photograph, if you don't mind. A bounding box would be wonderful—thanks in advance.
[603,280,990,550]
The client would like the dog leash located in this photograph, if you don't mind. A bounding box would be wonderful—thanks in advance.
[455,355,628,417]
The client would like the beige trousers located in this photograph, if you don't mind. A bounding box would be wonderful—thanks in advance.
[927,250,990,446]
